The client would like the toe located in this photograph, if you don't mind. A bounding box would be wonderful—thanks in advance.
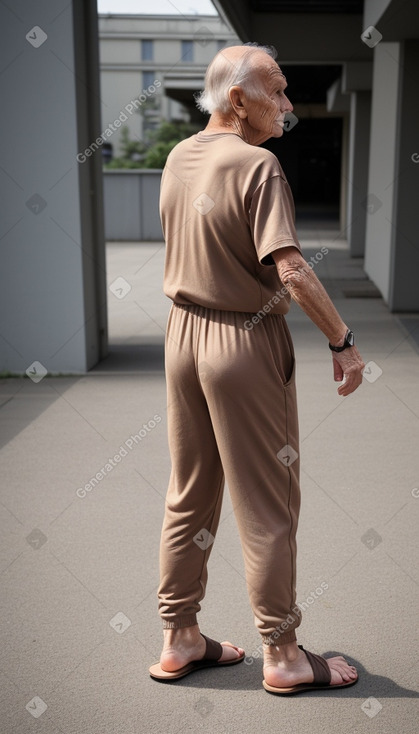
[327,657,358,685]
[219,641,244,662]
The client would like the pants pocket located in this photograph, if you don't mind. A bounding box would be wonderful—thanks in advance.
[262,314,295,387]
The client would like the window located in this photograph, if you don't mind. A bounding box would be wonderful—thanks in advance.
[141,40,153,61]
[143,71,155,89]
[181,40,193,62]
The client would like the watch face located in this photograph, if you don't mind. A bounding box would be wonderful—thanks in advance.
[347,330,355,347]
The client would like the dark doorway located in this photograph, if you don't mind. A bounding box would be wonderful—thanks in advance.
[263,117,343,219]
[262,64,343,219]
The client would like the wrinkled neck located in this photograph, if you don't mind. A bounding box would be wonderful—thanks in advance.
[203,111,270,146]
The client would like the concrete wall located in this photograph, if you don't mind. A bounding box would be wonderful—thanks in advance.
[364,42,400,302]
[103,171,163,241]
[0,0,107,373]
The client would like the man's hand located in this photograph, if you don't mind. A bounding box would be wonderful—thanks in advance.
[332,346,365,396]
[272,246,366,396]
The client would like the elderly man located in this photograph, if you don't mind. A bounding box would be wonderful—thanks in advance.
[149,44,364,694]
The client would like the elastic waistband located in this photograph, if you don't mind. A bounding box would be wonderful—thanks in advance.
[172,301,285,321]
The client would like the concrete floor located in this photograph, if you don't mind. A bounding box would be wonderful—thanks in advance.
[1,223,418,733]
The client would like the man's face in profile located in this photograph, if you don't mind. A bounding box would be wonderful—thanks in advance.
[241,54,293,141]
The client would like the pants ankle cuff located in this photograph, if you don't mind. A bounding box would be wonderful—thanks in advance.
[162,614,198,630]
[262,629,297,646]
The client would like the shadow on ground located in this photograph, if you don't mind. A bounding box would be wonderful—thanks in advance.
[91,344,165,373]
[150,654,419,698]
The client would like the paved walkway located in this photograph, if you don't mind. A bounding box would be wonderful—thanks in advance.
[1,223,418,733]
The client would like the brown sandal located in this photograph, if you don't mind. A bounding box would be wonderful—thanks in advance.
[149,633,245,681]
[263,645,358,695]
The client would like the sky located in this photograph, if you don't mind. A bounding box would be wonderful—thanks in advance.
[97,0,218,14]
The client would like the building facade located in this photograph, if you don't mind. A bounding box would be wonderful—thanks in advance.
[98,14,239,156]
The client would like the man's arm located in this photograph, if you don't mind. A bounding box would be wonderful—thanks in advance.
[272,246,365,396]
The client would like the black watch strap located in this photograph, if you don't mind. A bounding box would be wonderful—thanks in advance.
[329,329,355,352]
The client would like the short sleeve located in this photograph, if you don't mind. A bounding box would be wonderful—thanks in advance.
[249,174,301,266]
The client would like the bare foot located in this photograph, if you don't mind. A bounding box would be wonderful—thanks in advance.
[160,624,244,672]
[263,641,358,688]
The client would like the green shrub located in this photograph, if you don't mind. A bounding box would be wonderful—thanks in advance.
[104,120,201,170]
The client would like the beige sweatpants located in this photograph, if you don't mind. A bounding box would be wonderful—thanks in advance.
[158,302,302,645]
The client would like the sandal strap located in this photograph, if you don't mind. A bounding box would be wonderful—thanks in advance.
[298,645,331,686]
[201,634,223,661]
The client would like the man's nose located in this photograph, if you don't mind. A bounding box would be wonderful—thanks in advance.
[283,95,293,113]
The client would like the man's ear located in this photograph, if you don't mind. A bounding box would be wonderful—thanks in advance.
[228,85,248,119]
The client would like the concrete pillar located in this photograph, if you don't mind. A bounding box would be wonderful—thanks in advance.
[388,40,419,311]
[326,78,350,232]
[340,114,350,233]
[0,0,107,373]
[364,42,400,304]
[346,91,371,256]
[364,40,419,311]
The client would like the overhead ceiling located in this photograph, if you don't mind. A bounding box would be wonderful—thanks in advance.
[213,0,371,60]
[249,0,363,11]
[216,0,419,42]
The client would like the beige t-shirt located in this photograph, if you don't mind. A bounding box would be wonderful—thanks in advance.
[161,131,301,315]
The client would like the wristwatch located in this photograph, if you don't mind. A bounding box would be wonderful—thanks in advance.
[329,329,355,352]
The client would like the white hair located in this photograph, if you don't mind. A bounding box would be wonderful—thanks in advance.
[195,43,278,115]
